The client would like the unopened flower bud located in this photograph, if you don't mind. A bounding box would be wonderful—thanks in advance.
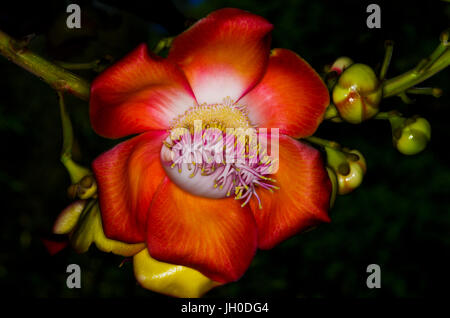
[336,149,367,195]
[391,116,431,155]
[326,147,367,195]
[332,63,382,124]
[330,56,354,74]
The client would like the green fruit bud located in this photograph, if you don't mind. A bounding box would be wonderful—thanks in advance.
[325,147,367,195]
[332,63,382,124]
[391,116,431,155]
[336,149,367,195]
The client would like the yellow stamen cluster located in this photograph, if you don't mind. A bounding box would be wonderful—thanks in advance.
[170,97,252,131]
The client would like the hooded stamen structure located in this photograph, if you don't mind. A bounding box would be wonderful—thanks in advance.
[161,100,279,208]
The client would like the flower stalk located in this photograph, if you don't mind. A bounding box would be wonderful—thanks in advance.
[58,92,91,184]
[305,136,341,150]
[406,87,442,97]
[55,56,113,73]
[382,30,449,98]
[0,29,90,101]
[379,40,394,81]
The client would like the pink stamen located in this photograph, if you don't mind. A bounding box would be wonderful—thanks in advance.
[165,127,278,208]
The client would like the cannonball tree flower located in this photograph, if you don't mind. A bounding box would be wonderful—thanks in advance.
[89,8,331,297]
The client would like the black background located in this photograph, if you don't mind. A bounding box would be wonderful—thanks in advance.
[0,0,449,298]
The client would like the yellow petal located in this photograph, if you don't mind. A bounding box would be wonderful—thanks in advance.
[69,201,96,253]
[133,249,221,298]
[53,200,86,234]
[91,205,145,256]
[70,202,144,256]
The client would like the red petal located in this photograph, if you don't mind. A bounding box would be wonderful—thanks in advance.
[250,135,331,249]
[241,49,330,138]
[90,44,197,139]
[168,8,273,104]
[92,130,168,243]
[146,178,257,283]
[41,238,68,255]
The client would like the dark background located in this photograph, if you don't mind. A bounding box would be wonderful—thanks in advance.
[0,0,449,298]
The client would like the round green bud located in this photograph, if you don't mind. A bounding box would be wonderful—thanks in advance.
[393,117,431,155]
[332,63,382,124]
[325,147,367,195]
[336,149,367,195]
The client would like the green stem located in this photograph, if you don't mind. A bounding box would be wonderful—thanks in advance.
[398,91,414,104]
[59,92,73,159]
[305,136,341,149]
[55,60,101,70]
[407,87,442,97]
[0,30,90,101]
[374,111,402,120]
[58,92,91,184]
[380,40,394,81]
[383,33,449,98]
[418,30,448,72]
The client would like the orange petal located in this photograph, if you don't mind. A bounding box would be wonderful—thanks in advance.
[133,249,221,298]
[241,49,330,138]
[146,178,257,283]
[92,131,167,243]
[90,44,197,139]
[168,8,273,104]
[249,135,331,249]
